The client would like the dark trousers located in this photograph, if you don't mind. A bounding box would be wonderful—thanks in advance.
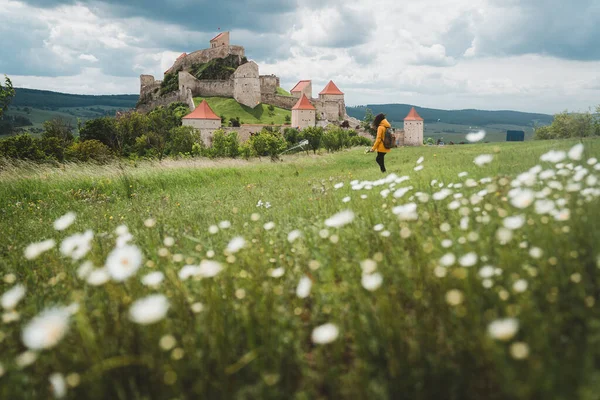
[376,152,386,173]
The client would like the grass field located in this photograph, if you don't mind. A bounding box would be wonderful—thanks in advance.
[193,97,291,125]
[1,138,599,399]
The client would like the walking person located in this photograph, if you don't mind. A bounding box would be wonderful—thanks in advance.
[367,113,391,173]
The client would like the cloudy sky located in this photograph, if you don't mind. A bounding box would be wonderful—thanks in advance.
[1,0,599,114]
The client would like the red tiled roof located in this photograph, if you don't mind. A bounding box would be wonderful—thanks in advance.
[290,80,311,93]
[404,107,423,121]
[319,80,343,95]
[211,32,225,42]
[182,100,220,120]
[292,94,315,110]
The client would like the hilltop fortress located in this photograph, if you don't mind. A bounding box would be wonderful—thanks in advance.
[137,32,347,123]
[137,32,422,146]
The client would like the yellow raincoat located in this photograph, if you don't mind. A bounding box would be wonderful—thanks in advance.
[371,119,391,153]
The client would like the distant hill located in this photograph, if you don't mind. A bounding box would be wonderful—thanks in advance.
[346,104,553,127]
[11,88,138,109]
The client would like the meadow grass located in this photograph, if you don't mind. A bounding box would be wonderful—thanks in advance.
[0,138,599,399]
[192,97,291,125]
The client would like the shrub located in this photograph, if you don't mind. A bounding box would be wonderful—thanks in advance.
[39,136,66,161]
[208,129,228,158]
[299,126,323,154]
[79,117,118,150]
[283,127,300,147]
[348,135,372,147]
[66,140,114,163]
[248,129,287,160]
[0,133,45,160]
[166,126,199,156]
[322,126,350,152]
[159,71,179,96]
[226,131,240,158]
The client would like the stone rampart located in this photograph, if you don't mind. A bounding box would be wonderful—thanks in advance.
[260,93,298,110]
[233,62,261,108]
[179,71,234,98]
[259,75,279,94]
[137,91,188,114]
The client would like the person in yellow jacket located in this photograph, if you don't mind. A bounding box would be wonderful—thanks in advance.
[367,113,391,173]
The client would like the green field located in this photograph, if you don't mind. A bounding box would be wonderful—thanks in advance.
[416,122,535,142]
[1,139,599,399]
[4,106,128,136]
[193,96,291,125]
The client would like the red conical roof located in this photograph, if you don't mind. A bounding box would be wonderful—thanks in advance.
[404,107,423,121]
[182,100,220,120]
[292,94,315,110]
[319,80,344,95]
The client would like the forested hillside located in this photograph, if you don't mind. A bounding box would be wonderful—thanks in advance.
[347,104,553,127]
[11,88,138,109]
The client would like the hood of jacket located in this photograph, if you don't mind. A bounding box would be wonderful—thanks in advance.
[379,119,391,129]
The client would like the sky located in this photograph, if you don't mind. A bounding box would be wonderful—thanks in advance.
[1,0,599,114]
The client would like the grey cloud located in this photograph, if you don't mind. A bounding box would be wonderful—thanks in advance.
[474,0,600,60]
[19,0,298,33]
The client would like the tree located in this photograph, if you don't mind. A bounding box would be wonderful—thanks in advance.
[115,111,149,155]
[299,126,323,154]
[0,75,15,118]
[42,118,74,145]
[361,108,376,137]
[79,117,118,149]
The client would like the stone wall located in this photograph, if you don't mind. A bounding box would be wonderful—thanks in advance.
[140,75,162,99]
[259,75,279,94]
[233,61,261,108]
[182,119,221,145]
[170,45,245,73]
[260,93,298,110]
[137,91,188,114]
[179,71,234,98]
[403,121,423,146]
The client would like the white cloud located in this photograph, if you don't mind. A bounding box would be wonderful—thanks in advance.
[79,54,99,62]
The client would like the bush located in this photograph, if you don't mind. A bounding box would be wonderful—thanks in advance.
[79,117,118,150]
[283,127,300,147]
[160,71,179,96]
[322,126,350,152]
[0,133,45,160]
[248,129,287,160]
[534,108,600,140]
[66,140,114,163]
[39,136,66,161]
[226,131,240,158]
[299,126,323,154]
[348,135,372,147]
[166,126,199,156]
[208,130,229,158]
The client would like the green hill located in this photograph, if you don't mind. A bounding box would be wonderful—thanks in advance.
[193,96,291,125]
[347,104,553,127]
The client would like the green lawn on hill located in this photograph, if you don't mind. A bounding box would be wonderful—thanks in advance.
[193,96,291,125]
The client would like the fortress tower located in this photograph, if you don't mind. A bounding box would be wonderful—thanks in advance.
[316,80,346,121]
[291,94,316,129]
[403,107,424,146]
[210,31,230,48]
[290,80,312,99]
[182,100,221,145]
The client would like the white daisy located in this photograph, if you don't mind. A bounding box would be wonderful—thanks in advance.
[226,236,246,254]
[568,143,584,160]
[129,295,169,325]
[540,150,566,163]
[503,215,525,230]
[311,323,339,344]
[105,245,143,282]
[342,196,351,203]
[208,225,219,234]
[218,220,231,229]
[53,212,76,231]
[86,269,110,286]
[474,154,493,167]
[466,130,486,142]
[509,189,535,209]
[513,279,528,293]
[324,210,355,228]
[439,253,456,267]
[1,284,26,310]
[488,318,519,341]
[296,276,312,298]
[416,156,424,164]
[269,267,285,278]
[263,222,275,231]
[59,230,94,260]
[287,230,302,243]
[361,273,383,291]
[24,239,56,260]
[141,271,165,287]
[198,260,223,277]
[22,306,71,350]
[49,373,67,399]
[459,252,478,267]
[392,203,418,221]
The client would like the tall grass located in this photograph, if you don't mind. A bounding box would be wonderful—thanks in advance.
[0,138,599,399]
